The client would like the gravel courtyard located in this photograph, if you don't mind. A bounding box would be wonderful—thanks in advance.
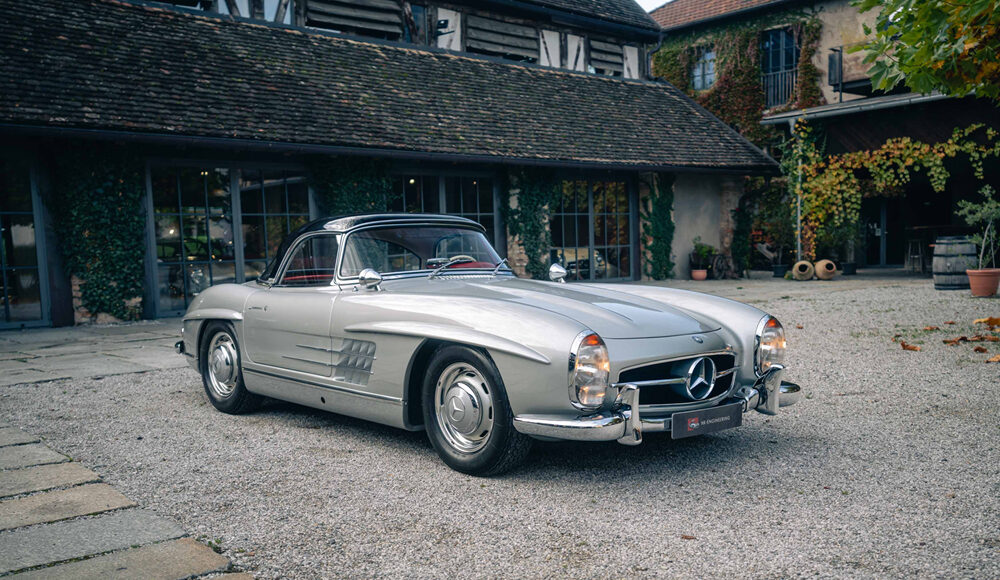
[2,278,999,578]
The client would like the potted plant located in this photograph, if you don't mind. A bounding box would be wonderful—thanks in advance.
[754,183,795,277]
[690,237,717,281]
[956,185,1000,297]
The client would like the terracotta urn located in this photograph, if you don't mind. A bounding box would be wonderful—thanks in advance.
[691,269,708,281]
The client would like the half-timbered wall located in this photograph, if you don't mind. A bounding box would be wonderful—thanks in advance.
[156,0,648,79]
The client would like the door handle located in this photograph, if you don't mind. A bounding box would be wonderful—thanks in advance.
[247,305,267,311]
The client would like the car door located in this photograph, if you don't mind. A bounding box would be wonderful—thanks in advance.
[242,233,340,377]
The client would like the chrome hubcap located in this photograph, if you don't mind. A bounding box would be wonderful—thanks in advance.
[206,332,239,398]
[435,362,495,453]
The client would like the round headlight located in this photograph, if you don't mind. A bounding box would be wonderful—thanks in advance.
[755,316,786,376]
[569,332,610,410]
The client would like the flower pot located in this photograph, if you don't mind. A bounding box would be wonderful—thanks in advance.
[691,269,708,281]
[841,262,857,275]
[772,264,789,278]
[966,268,1000,297]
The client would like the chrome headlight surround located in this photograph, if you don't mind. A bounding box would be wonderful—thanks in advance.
[568,331,610,412]
[754,315,786,377]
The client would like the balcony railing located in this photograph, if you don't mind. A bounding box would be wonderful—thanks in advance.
[763,68,797,109]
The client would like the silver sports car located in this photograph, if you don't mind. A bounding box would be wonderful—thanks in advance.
[176,214,800,475]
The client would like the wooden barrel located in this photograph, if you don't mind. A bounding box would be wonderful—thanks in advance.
[932,237,977,290]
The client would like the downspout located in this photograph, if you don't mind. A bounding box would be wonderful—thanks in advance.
[646,30,665,79]
[789,117,802,261]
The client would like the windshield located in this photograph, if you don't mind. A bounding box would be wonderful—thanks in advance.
[340,226,503,277]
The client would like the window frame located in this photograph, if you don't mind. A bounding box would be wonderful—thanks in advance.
[275,232,342,287]
[690,45,716,91]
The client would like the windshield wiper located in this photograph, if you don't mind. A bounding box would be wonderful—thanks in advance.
[429,256,476,279]
[491,257,510,278]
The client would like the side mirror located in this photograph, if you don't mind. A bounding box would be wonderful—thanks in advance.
[549,263,567,283]
[358,268,383,291]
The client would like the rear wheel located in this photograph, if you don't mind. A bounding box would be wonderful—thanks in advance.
[200,321,261,414]
[422,345,532,476]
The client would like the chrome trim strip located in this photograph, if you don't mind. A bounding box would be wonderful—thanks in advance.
[617,377,686,387]
[244,367,400,404]
[296,344,377,359]
[615,348,736,378]
[281,354,335,367]
[716,367,737,378]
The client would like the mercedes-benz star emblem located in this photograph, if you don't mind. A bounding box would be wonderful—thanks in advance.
[684,357,717,400]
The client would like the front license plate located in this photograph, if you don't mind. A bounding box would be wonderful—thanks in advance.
[671,402,743,439]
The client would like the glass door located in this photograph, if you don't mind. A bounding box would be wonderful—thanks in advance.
[0,158,47,328]
[550,179,633,281]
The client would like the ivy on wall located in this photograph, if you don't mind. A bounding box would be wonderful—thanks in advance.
[651,15,824,147]
[52,147,146,321]
[501,169,560,280]
[791,122,1000,260]
[640,173,676,280]
[307,156,397,215]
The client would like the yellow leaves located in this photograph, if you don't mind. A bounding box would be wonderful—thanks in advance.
[988,355,1000,363]
[973,317,1000,326]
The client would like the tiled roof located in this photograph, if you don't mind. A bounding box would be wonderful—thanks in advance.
[651,0,789,30]
[0,0,776,173]
[520,0,661,31]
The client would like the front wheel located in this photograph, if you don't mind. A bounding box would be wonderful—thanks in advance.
[199,321,261,415]
[422,345,532,476]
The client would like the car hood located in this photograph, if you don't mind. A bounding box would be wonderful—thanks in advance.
[385,276,718,339]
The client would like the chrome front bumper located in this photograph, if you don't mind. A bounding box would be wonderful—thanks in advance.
[513,365,800,445]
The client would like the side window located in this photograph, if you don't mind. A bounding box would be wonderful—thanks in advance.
[279,235,340,286]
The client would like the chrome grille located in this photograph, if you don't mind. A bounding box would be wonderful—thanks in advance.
[617,353,737,406]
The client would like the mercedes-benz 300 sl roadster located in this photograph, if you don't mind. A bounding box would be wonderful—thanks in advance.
[176,214,800,475]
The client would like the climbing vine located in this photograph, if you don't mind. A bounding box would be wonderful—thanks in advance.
[52,147,147,321]
[502,169,560,280]
[790,122,1000,260]
[652,14,824,147]
[640,173,676,280]
[307,156,397,215]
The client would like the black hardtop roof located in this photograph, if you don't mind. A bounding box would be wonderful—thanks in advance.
[261,213,488,280]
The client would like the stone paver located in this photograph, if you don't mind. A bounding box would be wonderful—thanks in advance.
[0,463,100,499]
[0,428,39,448]
[0,483,136,531]
[0,318,183,386]
[9,537,230,580]
[0,444,67,471]
[0,509,185,574]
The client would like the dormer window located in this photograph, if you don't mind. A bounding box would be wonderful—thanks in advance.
[589,39,623,76]
[691,46,715,90]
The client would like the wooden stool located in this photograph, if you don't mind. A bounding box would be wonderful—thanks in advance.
[906,239,925,273]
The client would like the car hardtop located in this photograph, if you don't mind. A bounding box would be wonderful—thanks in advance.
[260,213,490,281]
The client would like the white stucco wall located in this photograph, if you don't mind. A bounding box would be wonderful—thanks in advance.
[812,0,879,104]
[671,173,724,279]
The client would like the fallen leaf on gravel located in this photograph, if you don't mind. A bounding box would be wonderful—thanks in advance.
[892,334,902,342]
[796,324,803,329]
[988,355,1000,363]
[974,346,989,353]
[970,335,1000,343]
[923,326,940,331]
[973,317,1000,326]
[680,535,697,540]
[944,321,956,325]
[943,336,969,346]
[900,341,921,351]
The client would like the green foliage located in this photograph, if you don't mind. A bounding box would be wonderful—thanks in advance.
[652,13,824,147]
[956,185,1000,269]
[640,173,676,280]
[690,237,718,269]
[854,0,1000,101]
[749,177,796,264]
[730,193,754,275]
[307,157,397,215]
[52,147,146,320]
[502,169,560,280]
